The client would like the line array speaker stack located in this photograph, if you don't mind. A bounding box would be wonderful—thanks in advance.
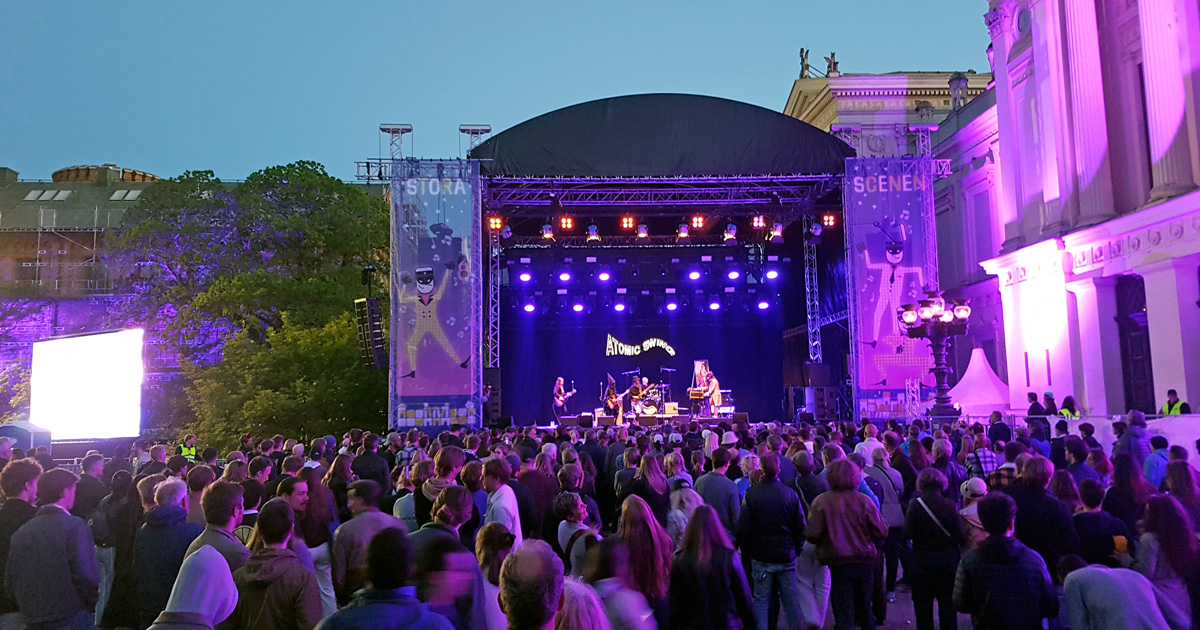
[482,368,502,422]
[354,298,387,370]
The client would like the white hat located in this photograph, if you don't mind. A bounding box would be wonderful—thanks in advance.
[702,429,712,439]
[653,434,664,443]
[669,433,683,443]
[721,432,739,446]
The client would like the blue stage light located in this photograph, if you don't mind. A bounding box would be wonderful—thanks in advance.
[598,272,611,281]
[559,272,571,282]
[614,303,625,312]
[523,303,535,313]
[666,302,678,311]
[765,270,779,279]
[572,303,584,312]
[518,272,532,282]
[688,271,701,280]
[709,301,721,311]
[757,301,769,310]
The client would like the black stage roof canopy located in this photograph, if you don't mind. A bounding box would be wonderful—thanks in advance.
[469,93,854,178]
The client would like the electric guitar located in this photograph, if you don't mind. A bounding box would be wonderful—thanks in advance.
[605,385,636,416]
[554,389,577,407]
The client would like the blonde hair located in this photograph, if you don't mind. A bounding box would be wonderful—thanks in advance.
[555,577,610,630]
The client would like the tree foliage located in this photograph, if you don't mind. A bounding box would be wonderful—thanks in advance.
[0,363,30,425]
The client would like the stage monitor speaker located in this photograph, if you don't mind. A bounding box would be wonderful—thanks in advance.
[732,412,749,425]
[664,402,680,415]
[802,363,831,387]
[354,298,387,370]
[578,414,594,428]
[482,368,501,421]
[672,415,690,425]
[597,416,617,426]
[637,415,659,426]
[560,416,579,427]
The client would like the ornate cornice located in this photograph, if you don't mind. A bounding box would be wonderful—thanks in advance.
[986,1,1016,39]
[1068,210,1200,273]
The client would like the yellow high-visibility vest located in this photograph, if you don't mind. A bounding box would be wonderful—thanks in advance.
[1162,400,1185,415]
[179,444,196,462]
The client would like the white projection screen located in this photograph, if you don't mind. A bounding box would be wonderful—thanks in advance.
[30,329,144,441]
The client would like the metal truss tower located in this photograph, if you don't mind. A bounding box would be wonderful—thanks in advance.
[803,214,822,363]
[486,228,501,368]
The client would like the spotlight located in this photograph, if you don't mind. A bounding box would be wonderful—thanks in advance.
[769,223,784,244]
[572,303,584,313]
[614,303,626,312]
[488,216,504,231]
[708,301,721,311]
[560,216,574,230]
[666,302,678,312]
[542,224,555,240]
[688,271,701,281]
[757,301,770,310]
[691,216,705,229]
[810,222,824,237]
[765,269,779,280]
[598,271,611,281]
[723,224,738,246]
[621,216,636,230]
[586,224,600,242]
[822,213,838,228]
[500,226,513,239]
[752,215,766,229]
[727,270,740,280]
[523,303,535,313]
[559,272,571,281]
[677,224,690,244]
[636,224,649,238]
[518,272,532,282]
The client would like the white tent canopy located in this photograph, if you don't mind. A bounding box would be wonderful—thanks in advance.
[947,348,1010,416]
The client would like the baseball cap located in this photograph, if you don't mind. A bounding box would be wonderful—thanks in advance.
[669,433,683,444]
[961,477,988,500]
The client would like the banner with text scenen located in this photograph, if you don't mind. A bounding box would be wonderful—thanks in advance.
[390,159,482,430]
[844,157,936,419]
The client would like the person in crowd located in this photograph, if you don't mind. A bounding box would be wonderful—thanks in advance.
[555,492,599,577]
[1125,494,1195,625]
[664,452,692,489]
[555,579,609,630]
[350,432,388,496]
[103,445,133,486]
[1112,411,1152,468]
[786,451,831,629]
[506,457,537,541]
[736,452,805,630]
[408,485,488,630]
[735,454,760,500]
[985,441,1023,492]
[613,449,640,514]
[864,448,904,601]
[146,546,238,630]
[1002,455,1079,575]
[963,437,999,480]
[903,468,965,630]
[695,448,740,536]
[223,460,249,484]
[883,432,917,504]
[185,480,250,571]
[1103,453,1155,534]
[986,411,1011,447]
[265,456,304,501]
[621,454,670,528]
[274,476,317,573]
[853,424,885,467]
[417,447,468,529]
[670,504,755,630]
[665,479,703,550]
[296,467,339,617]
[135,477,205,628]
[483,459,523,546]
[958,477,989,552]
[6,468,100,630]
[332,480,407,605]
[0,458,40,628]
[929,439,966,505]
[167,455,192,480]
[460,460,489,534]
[518,453,558,537]
[1085,448,1112,487]
[235,479,265,543]
[1049,470,1083,514]
[617,495,673,629]
[94,470,137,623]
[249,455,274,486]
[138,445,169,476]
[952,492,1057,630]
[1077,422,1101,450]
[583,538,654,630]
[542,464,601,556]
[1060,436,1099,487]
[476,523,517,630]
[1061,560,1185,630]
[185,465,217,525]
[1143,435,1171,491]
[228,498,323,630]
[1072,479,1129,567]
[1160,388,1192,415]
[397,460,437,532]
[323,454,356,524]
[74,453,107,520]
[499,540,564,630]
[805,459,888,630]
[1164,461,1200,524]
[1050,421,1070,470]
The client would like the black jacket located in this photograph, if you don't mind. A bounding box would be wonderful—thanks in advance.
[788,473,829,521]
[621,478,670,528]
[668,547,754,630]
[953,535,1057,630]
[735,476,805,565]
[134,505,204,624]
[6,506,101,627]
[351,451,391,495]
[1072,510,1129,566]
[902,491,966,576]
[889,450,918,506]
[507,479,536,538]
[986,422,1012,448]
[1001,481,1080,573]
[73,475,107,520]
[0,499,37,613]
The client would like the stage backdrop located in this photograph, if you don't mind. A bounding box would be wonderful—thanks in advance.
[500,306,783,425]
[844,157,937,419]
[390,160,483,430]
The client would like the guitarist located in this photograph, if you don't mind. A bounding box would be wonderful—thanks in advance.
[552,377,576,422]
[603,378,636,421]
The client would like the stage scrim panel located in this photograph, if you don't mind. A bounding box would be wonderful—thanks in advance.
[390,159,483,429]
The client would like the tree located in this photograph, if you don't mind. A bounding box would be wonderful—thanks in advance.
[0,363,30,424]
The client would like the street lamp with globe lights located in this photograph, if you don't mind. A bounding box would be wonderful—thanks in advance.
[897,291,971,418]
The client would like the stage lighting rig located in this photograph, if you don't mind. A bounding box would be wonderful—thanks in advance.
[488,216,504,231]
[822,213,838,228]
[723,224,738,246]
[560,216,574,230]
[769,223,785,244]
[587,224,601,242]
[637,224,649,238]
[752,215,767,230]
[542,224,555,240]
[621,216,636,230]
[691,215,705,230]
[676,224,691,244]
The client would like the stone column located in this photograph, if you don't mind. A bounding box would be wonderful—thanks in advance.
[986,1,1025,252]
[1066,276,1124,415]
[1137,255,1200,407]
[1062,0,1116,226]
[1139,0,1199,201]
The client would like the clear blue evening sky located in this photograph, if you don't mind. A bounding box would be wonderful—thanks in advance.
[0,1,988,181]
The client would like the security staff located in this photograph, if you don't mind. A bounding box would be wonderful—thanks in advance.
[1161,389,1192,415]
[176,433,197,462]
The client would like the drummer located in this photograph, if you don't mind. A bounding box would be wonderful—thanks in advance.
[630,377,653,413]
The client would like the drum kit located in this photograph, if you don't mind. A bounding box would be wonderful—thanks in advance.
[634,385,666,415]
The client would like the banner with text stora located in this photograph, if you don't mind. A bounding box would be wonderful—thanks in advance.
[390,159,483,430]
[844,157,937,419]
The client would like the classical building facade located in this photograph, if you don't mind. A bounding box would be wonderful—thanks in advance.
[934,0,1200,415]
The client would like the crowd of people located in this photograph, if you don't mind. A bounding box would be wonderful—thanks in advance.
[0,410,1195,630]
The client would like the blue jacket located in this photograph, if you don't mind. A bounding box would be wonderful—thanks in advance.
[953,535,1057,630]
[1143,449,1169,490]
[316,587,454,630]
[5,506,99,626]
[134,505,204,622]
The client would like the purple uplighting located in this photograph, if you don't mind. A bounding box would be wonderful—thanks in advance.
[523,303,535,313]
[757,301,770,310]
[559,272,571,282]
[614,303,626,312]
[598,272,611,281]
[518,272,532,282]
[666,302,678,311]
[572,303,584,312]
[727,270,740,280]
[688,271,701,280]
[765,270,779,279]
[709,301,721,311]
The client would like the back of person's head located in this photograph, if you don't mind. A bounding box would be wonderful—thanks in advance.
[363,433,380,452]
[679,504,732,571]
[155,477,188,508]
[255,498,295,545]
[821,444,844,466]
[1128,410,1147,427]
[557,463,582,491]
[367,527,414,589]
[1021,455,1054,489]
[81,454,103,475]
[201,481,244,526]
[882,431,901,450]
[932,438,952,460]
[1078,479,1105,510]
[917,467,948,495]
[500,540,564,630]
[281,455,304,475]
[240,479,266,511]
[977,492,1017,535]
[248,456,272,478]
[186,465,216,493]
[1064,436,1088,463]
[138,474,167,507]
[36,468,77,506]
[825,459,861,492]
[1055,420,1069,434]
[201,447,218,464]
[1,458,42,500]
[556,577,607,630]
[759,453,780,478]
[476,522,517,587]
[435,446,466,477]
[150,444,167,461]
[433,485,474,527]
[709,447,730,470]
[1150,435,1169,451]
[485,457,512,485]
[792,450,815,475]
[348,480,382,507]
[110,470,133,499]
[582,536,630,586]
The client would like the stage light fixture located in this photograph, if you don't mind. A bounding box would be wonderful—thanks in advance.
[598,271,611,281]
[614,303,626,312]
[542,224,555,240]
[752,215,766,229]
[708,301,721,311]
[676,224,690,243]
[757,301,770,310]
[688,271,701,281]
[727,270,740,280]
[637,224,649,238]
[769,223,784,244]
[559,272,571,282]
[518,272,532,282]
[500,226,513,239]
[666,302,678,312]
[488,216,504,231]
[586,224,600,242]
[765,270,779,279]
[810,222,824,237]
[572,303,584,313]
[723,224,738,246]
[621,216,636,230]
[523,303,535,313]
[560,216,574,230]
[822,213,838,228]
[691,216,705,229]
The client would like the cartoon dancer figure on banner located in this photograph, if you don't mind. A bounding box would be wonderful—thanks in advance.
[398,263,468,378]
[861,217,926,384]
